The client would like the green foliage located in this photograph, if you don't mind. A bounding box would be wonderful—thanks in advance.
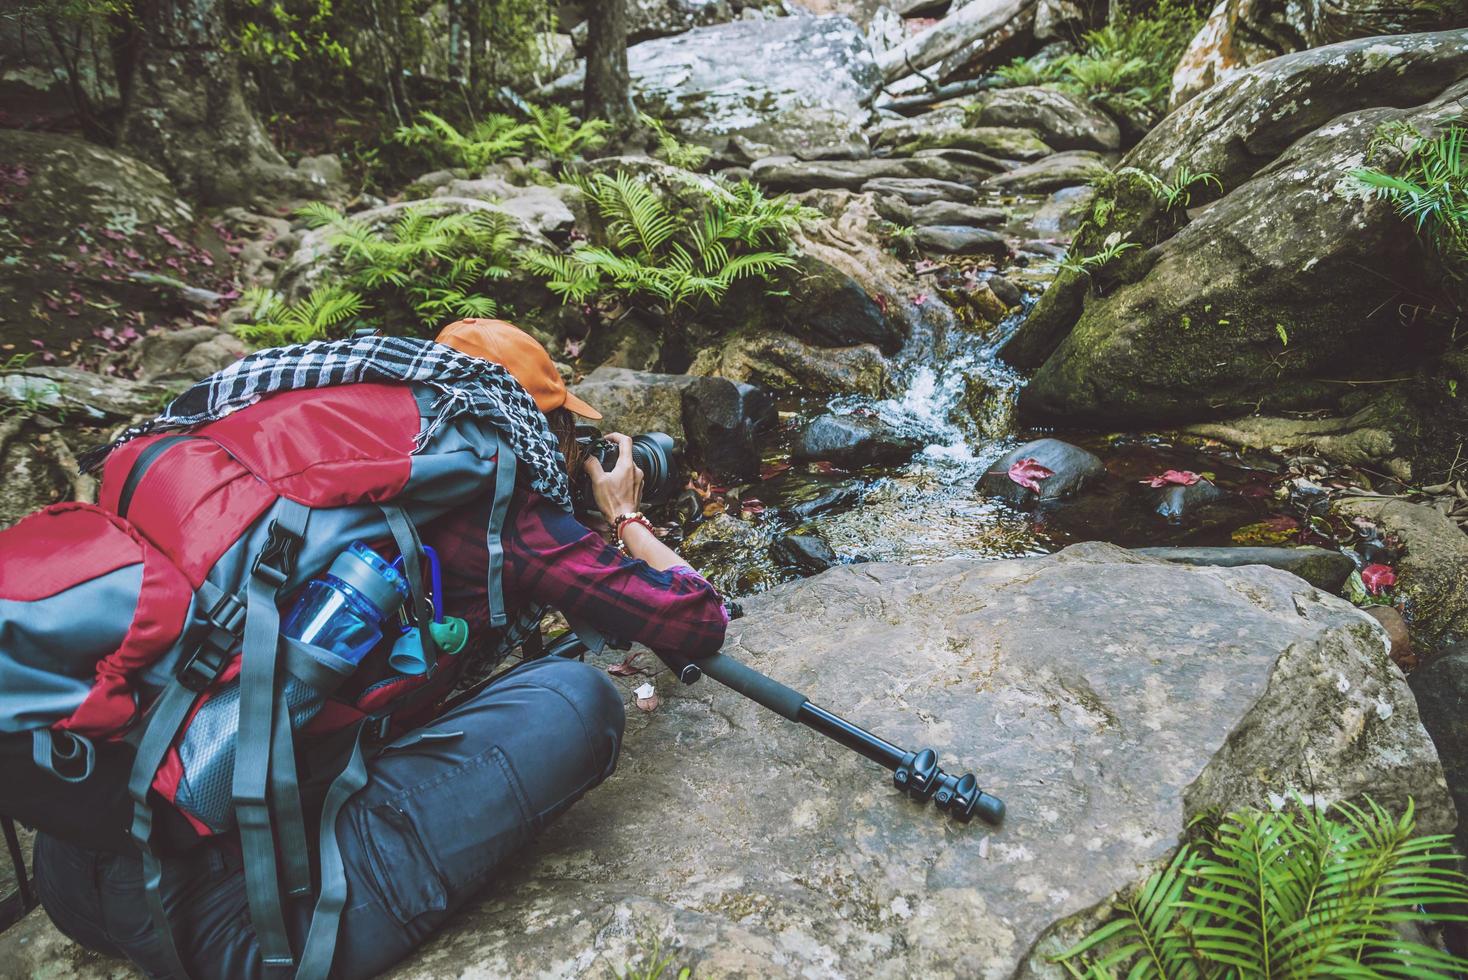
[640,113,713,171]
[1355,124,1468,278]
[1055,798,1468,979]
[523,171,817,314]
[610,935,692,980]
[393,111,530,171]
[233,285,365,345]
[1126,165,1223,210]
[234,0,351,74]
[526,104,611,162]
[992,0,1201,117]
[1059,232,1138,278]
[292,201,517,332]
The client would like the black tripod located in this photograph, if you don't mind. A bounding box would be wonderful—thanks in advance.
[545,623,1005,826]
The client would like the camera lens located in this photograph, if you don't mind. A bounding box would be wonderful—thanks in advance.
[630,432,678,505]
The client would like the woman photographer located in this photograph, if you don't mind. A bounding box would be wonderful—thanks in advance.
[31,318,727,978]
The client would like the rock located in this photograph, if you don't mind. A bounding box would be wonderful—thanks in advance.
[432,177,578,238]
[132,326,247,384]
[1015,32,1468,425]
[123,271,224,310]
[791,413,924,468]
[1409,647,1468,848]
[1028,184,1095,236]
[579,311,664,373]
[295,153,345,192]
[769,532,840,575]
[911,147,1015,174]
[405,169,458,195]
[1153,478,1226,522]
[0,421,70,530]
[570,367,699,442]
[910,200,1007,227]
[1034,0,1088,42]
[870,108,1054,160]
[984,150,1110,192]
[966,86,1120,152]
[1366,606,1415,672]
[914,225,1009,256]
[550,16,882,159]
[787,483,865,520]
[985,273,1025,308]
[978,438,1104,507]
[1171,0,1468,107]
[0,367,173,421]
[1336,497,1468,652]
[779,254,904,353]
[1131,546,1356,592]
[860,177,980,204]
[689,331,890,398]
[681,376,778,482]
[752,155,994,192]
[625,0,736,43]
[362,544,1448,977]
[875,0,1038,84]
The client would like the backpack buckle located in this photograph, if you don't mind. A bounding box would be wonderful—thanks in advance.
[177,645,229,692]
[251,519,301,587]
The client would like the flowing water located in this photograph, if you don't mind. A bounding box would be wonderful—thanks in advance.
[680,198,1305,598]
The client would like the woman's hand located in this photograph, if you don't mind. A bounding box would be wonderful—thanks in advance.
[583,433,644,525]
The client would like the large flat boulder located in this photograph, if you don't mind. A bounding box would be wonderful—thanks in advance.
[552,16,882,159]
[0,545,1450,977]
[1012,31,1468,425]
[373,544,1443,977]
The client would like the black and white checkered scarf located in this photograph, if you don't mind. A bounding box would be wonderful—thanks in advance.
[79,335,572,509]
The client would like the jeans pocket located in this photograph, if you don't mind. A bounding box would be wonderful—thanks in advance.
[353,745,532,925]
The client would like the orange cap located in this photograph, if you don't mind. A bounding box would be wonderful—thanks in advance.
[435,318,602,420]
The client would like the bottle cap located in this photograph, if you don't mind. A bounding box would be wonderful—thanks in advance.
[327,542,411,620]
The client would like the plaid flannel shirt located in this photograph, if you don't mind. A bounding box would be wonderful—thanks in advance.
[426,489,729,661]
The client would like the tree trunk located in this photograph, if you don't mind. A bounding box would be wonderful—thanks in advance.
[117,0,305,204]
[583,0,635,130]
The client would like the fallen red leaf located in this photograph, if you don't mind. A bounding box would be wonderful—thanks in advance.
[607,652,646,677]
[741,498,766,515]
[1362,564,1397,595]
[1007,457,1054,492]
[1141,470,1202,488]
[760,461,792,480]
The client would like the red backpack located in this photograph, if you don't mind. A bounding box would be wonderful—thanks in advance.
[0,379,525,978]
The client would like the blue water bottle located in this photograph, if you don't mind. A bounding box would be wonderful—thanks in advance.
[282,541,411,663]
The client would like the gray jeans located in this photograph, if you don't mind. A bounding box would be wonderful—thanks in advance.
[34,657,626,979]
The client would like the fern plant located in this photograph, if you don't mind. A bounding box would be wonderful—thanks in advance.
[295,202,517,332]
[1059,232,1138,279]
[232,285,365,345]
[996,55,1069,87]
[522,170,816,315]
[1055,798,1468,979]
[640,112,712,171]
[526,104,611,162]
[1354,124,1468,278]
[1123,165,1223,211]
[392,111,531,171]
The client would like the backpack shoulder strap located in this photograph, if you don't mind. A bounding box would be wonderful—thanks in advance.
[485,430,516,630]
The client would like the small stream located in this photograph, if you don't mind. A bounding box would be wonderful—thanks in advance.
[679,192,1312,599]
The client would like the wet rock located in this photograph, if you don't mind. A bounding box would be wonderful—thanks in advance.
[1153,478,1226,521]
[570,367,699,441]
[1028,184,1095,236]
[911,200,1007,227]
[860,177,979,205]
[769,532,840,575]
[978,438,1104,507]
[914,225,1009,257]
[985,150,1110,193]
[869,107,1055,161]
[1366,606,1415,672]
[787,484,865,520]
[985,274,1025,308]
[779,254,903,353]
[1131,546,1356,592]
[966,86,1121,152]
[1016,32,1468,426]
[0,420,70,530]
[752,155,993,192]
[578,311,664,373]
[351,544,1447,977]
[791,413,923,468]
[132,325,247,384]
[1336,497,1468,652]
[681,376,778,482]
[689,330,888,396]
[1409,644,1468,848]
[549,16,882,159]
[1171,0,1467,106]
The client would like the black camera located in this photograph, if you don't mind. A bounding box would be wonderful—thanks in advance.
[573,427,681,514]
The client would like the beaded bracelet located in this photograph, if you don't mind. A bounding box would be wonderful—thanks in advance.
[613,511,654,553]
